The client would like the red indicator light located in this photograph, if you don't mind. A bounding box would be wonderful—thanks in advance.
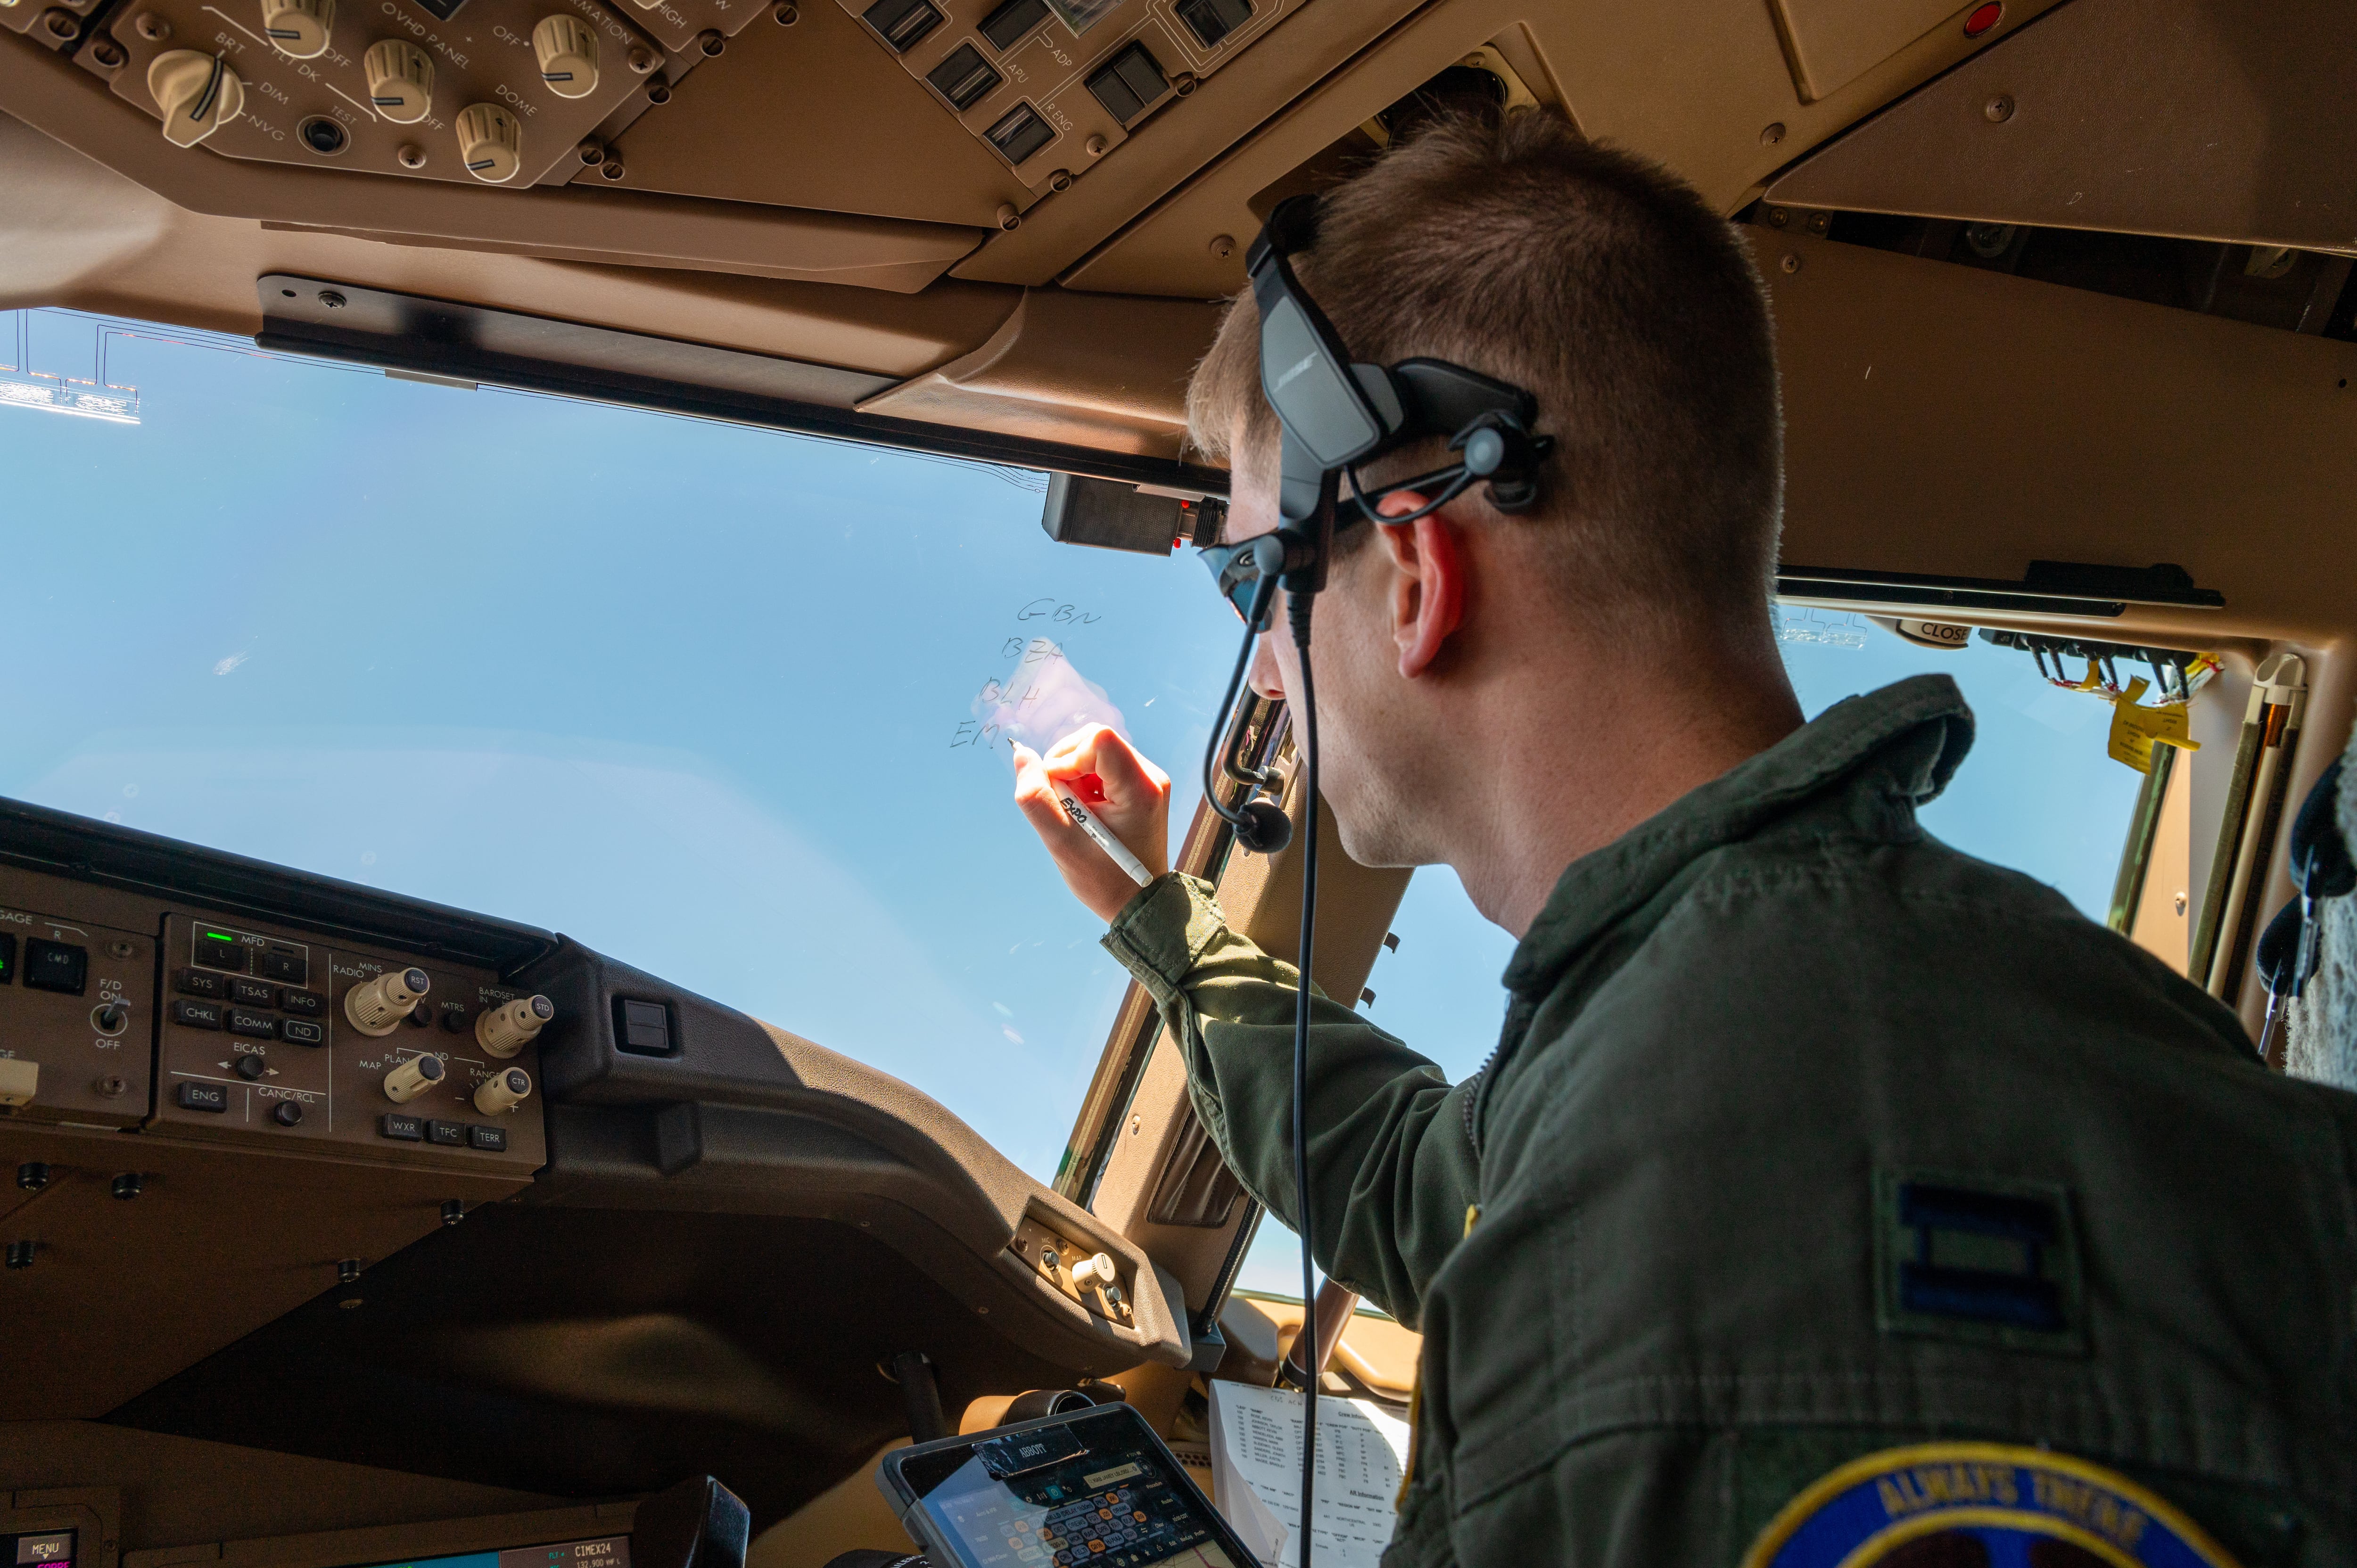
[1964,1,2002,36]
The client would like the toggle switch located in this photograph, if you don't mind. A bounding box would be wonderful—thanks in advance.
[259,0,333,57]
[148,50,245,148]
[476,994,554,1057]
[455,103,523,183]
[532,15,599,98]
[382,1052,445,1103]
[91,1000,130,1035]
[347,968,430,1036]
[364,39,433,122]
[0,1059,36,1108]
[474,1067,532,1115]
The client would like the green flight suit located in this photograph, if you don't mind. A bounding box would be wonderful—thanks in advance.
[1102,674,2357,1567]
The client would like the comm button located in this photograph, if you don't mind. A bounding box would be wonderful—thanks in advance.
[468,1123,508,1152]
[227,1007,277,1039]
[280,1018,325,1046]
[424,1119,467,1147]
[177,1081,230,1113]
[172,998,225,1031]
[379,1112,425,1141]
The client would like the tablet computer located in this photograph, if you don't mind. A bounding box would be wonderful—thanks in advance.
[877,1402,1257,1568]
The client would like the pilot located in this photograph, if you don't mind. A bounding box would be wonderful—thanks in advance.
[1010,110,2356,1566]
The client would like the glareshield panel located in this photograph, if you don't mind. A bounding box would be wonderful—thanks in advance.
[0,308,1236,1182]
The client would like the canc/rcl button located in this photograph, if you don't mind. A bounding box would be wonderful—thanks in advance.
[177,1082,230,1113]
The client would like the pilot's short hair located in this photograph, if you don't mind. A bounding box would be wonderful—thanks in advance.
[1186,109,1783,641]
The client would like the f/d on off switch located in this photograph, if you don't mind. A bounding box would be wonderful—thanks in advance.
[474,1067,532,1115]
[148,51,246,148]
[364,40,434,123]
[382,1052,445,1103]
[456,104,523,183]
[347,968,431,1036]
[532,16,599,99]
[477,995,554,1057]
[259,0,334,58]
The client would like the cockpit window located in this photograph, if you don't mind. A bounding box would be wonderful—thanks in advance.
[1,309,1236,1182]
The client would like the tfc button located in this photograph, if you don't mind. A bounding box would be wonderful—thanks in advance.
[227,1007,277,1039]
[172,998,225,1030]
[177,1082,230,1113]
[279,988,323,1017]
[424,1120,467,1147]
[468,1124,507,1152]
[229,977,278,1008]
[379,1112,425,1141]
[280,1018,324,1045]
[175,966,227,999]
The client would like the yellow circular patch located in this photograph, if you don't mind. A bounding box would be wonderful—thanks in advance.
[1739,1443,2242,1568]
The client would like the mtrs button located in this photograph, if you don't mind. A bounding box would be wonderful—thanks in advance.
[23,939,87,995]
[177,1082,230,1113]
[280,1018,324,1045]
[227,1007,277,1039]
[469,1124,508,1152]
[424,1119,467,1147]
[279,988,323,1017]
[172,998,225,1031]
[229,977,278,1008]
[175,966,226,999]
[379,1112,425,1141]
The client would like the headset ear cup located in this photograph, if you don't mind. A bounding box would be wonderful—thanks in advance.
[1233,799,1294,855]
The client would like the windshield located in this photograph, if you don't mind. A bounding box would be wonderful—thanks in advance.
[1,308,1236,1181]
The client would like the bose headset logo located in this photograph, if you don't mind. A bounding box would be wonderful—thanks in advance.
[1274,353,1319,392]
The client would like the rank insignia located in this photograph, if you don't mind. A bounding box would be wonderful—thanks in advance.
[1739,1443,2241,1568]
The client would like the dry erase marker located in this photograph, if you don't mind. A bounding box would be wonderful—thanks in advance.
[1058,791,1152,887]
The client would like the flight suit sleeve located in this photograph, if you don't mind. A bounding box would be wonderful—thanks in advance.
[1100,872,1481,1330]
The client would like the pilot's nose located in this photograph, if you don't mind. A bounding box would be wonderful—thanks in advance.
[1246,632,1286,702]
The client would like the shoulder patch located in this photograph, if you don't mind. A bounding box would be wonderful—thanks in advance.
[1874,1170,2087,1355]
[1740,1443,2242,1568]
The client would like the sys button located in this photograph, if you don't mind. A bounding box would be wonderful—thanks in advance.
[177,1082,230,1113]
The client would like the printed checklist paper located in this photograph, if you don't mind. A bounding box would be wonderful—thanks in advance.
[1206,1381,1410,1568]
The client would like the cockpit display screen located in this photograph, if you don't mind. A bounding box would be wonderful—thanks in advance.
[5,1529,75,1568]
[890,1405,1246,1568]
[345,1536,629,1568]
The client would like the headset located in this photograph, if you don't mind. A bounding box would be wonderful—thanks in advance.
[1192,193,1552,1568]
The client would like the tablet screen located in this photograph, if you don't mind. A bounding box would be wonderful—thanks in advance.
[904,1407,1242,1568]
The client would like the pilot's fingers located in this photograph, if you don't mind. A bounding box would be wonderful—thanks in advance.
[1042,724,1169,803]
[1010,743,1074,828]
[1012,742,1154,924]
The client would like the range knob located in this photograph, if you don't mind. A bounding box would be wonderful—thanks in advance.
[364,40,434,123]
[476,994,554,1057]
[346,967,431,1036]
[455,103,522,183]
[259,0,333,57]
[148,50,246,148]
[532,15,599,99]
[474,1067,532,1115]
[382,1052,445,1103]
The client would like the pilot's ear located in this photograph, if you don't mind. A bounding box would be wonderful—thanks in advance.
[1375,505,1467,680]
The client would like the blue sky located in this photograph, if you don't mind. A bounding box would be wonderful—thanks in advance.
[2,313,2143,1297]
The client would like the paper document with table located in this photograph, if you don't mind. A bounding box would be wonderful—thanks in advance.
[1205,1380,1412,1568]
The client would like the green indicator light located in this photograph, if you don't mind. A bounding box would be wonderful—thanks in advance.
[205,932,234,942]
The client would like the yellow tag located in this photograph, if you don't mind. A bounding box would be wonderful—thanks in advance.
[2104,676,2199,773]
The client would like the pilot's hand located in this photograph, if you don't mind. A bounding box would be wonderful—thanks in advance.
[1012,725,1171,924]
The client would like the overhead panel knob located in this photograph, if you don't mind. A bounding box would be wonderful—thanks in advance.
[474,1067,532,1115]
[476,994,554,1057]
[364,40,433,123]
[346,967,431,1036]
[455,103,523,183]
[531,15,599,99]
[382,1052,445,1102]
[259,0,333,57]
[148,50,246,148]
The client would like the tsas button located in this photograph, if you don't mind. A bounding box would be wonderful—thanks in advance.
[229,977,278,1008]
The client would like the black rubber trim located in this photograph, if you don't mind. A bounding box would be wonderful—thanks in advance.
[256,276,1228,496]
